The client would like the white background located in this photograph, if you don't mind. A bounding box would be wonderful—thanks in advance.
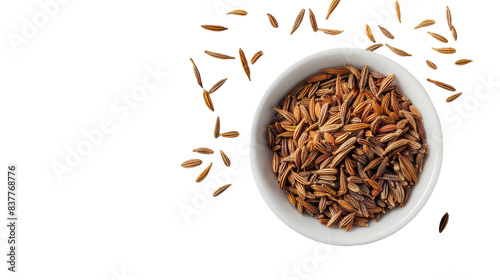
[0,0,499,279]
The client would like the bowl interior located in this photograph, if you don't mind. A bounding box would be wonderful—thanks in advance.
[250,48,443,246]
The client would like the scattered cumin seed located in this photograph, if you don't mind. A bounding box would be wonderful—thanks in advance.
[366,24,376,43]
[451,26,458,41]
[196,162,213,183]
[446,6,453,30]
[201,25,228,32]
[193,148,214,155]
[220,150,231,167]
[213,184,232,197]
[366,44,383,52]
[326,0,341,20]
[427,78,456,91]
[426,60,437,69]
[309,9,318,32]
[181,159,202,168]
[189,58,203,88]
[251,51,264,65]
[414,19,436,29]
[432,47,456,54]
[446,92,462,102]
[239,48,251,81]
[209,78,228,94]
[439,212,449,233]
[318,29,344,36]
[378,25,394,39]
[227,10,247,16]
[386,44,412,56]
[427,32,448,43]
[203,89,214,111]
[267,13,279,28]
[395,1,401,23]
[455,59,473,65]
[205,51,235,60]
[214,117,220,138]
[291,9,306,35]
[220,131,240,138]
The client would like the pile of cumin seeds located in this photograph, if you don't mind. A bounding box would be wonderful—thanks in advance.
[268,65,428,231]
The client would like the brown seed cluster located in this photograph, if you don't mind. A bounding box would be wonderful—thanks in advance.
[267,65,428,230]
[181,115,239,188]
[368,4,472,105]
[188,3,469,221]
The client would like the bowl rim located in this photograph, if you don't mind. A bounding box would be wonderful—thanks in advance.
[250,48,443,246]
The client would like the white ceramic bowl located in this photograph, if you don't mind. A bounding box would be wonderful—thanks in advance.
[250,48,443,246]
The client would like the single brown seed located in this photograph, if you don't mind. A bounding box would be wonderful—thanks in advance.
[205,51,235,60]
[427,32,448,43]
[446,6,452,30]
[386,44,412,56]
[181,159,202,168]
[220,131,240,138]
[203,89,214,111]
[426,60,437,70]
[432,47,456,54]
[395,1,401,23]
[307,73,332,83]
[214,117,220,138]
[309,9,318,32]
[213,184,232,197]
[427,78,456,91]
[239,48,251,81]
[451,26,458,41]
[378,25,395,39]
[455,59,473,65]
[439,212,449,233]
[366,44,383,52]
[201,25,228,32]
[446,92,462,102]
[193,148,214,155]
[320,68,350,75]
[291,9,306,35]
[414,19,436,29]
[227,10,247,16]
[378,74,395,95]
[251,51,264,65]
[220,150,231,167]
[344,63,361,79]
[326,0,341,20]
[189,58,203,88]
[208,78,228,94]
[318,29,344,36]
[267,13,279,28]
[366,25,376,43]
[196,162,213,183]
